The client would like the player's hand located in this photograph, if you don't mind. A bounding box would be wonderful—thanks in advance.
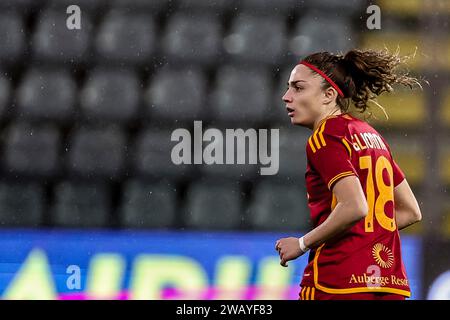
[275,237,304,267]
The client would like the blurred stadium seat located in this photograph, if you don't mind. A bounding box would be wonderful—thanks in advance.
[67,126,126,179]
[0,182,43,227]
[383,134,425,187]
[199,125,258,180]
[360,33,424,70]
[0,75,11,118]
[119,179,177,229]
[442,88,450,127]
[145,67,206,122]
[238,0,295,13]
[3,122,60,177]
[224,14,287,65]
[210,65,272,125]
[80,68,140,123]
[184,180,243,230]
[95,10,156,64]
[0,12,26,63]
[177,0,231,12]
[16,68,76,122]
[440,137,450,186]
[289,14,355,58]
[113,0,168,12]
[368,88,425,128]
[305,0,364,15]
[46,0,106,12]
[277,127,309,179]
[0,0,441,237]
[51,181,110,228]
[132,129,197,180]
[162,13,222,66]
[377,0,421,16]
[443,200,450,237]
[32,9,92,63]
[0,0,40,11]
[247,181,310,231]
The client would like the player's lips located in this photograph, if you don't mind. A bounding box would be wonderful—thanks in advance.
[286,106,295,117]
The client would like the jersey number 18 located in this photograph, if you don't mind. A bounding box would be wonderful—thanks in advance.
[360,155,396,232]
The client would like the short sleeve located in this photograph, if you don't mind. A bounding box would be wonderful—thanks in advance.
[307,132,358,190]
[392,159,405,187]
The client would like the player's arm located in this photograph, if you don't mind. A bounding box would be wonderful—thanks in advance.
[393,179,422,230]
[302,175,368,249]
[276,175,367,267]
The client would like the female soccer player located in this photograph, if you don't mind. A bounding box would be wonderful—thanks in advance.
[275,49,422,300]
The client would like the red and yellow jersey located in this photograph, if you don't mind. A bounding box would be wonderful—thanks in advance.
[300,113,410,297]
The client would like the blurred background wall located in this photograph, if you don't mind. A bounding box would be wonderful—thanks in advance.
[0,0,448,299]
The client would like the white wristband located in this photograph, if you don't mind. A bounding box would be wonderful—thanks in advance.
[299,236,309,253]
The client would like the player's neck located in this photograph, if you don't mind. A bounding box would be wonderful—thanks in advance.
[313,108,343,131]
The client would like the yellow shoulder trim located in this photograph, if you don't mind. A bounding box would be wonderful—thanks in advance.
[327,171,355,190]
[309,119,329,153]
[308,136,317,153]
[317,121,327,147]
[341,138,352,157]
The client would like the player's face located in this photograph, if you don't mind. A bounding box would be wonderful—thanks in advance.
[282,65,325,129]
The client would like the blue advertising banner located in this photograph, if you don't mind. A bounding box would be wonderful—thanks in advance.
[0,229,422,300]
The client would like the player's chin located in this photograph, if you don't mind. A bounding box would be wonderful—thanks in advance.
[290,115,306,126]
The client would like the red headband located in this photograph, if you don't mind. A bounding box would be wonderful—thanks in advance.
[299,61,344,97]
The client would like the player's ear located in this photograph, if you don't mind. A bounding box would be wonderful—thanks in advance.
[322,86,338,105]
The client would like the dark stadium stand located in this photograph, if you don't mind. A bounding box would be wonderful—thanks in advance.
[162,13,222,66]
[95,11,156,64]
[119,179,177,229]
[0,75,11,117]
[380,133,425,187]
[80,68,140,123]
[146,67,206,122]
[371,89,425,128]
[51,181,110,228]
[0,0,442,235]
[132,128,197,180]
[289,14,356,58]
[210,65,272,125]
[360,33,422,71]
[224,13,287,65]
[247,180,310,231]
[0,12,26,63]
[16,68,76,122]
[3,122,61,177]
[276,127,309,179]
[0,182,44,227]
[198,125,259,180]
[443,88,450,127]
[177,0,232,13]
[32,9,93,63]
[0,0,39,11]
[184,179,243,230]
[113,0,167,12]
[441,135,450,186]
[444,199,450,236]
[238,0,296,13]
[47,0,106,12]
[67,126,126,179]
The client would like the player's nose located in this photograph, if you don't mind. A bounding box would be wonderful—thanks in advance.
[282,90,292,103]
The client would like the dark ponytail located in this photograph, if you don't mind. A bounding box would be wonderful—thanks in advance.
[301,49,423,114]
